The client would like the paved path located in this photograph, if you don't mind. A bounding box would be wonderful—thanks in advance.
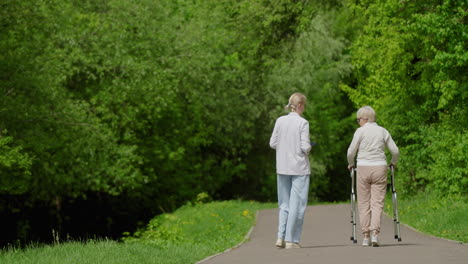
[200,204,467,264]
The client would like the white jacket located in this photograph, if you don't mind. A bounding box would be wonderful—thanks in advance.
[269,112,311,175]
[347,122,399,166]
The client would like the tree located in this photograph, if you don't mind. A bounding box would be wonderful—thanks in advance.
[342,0,467,196]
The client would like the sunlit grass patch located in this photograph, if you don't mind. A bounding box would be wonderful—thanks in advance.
[385,192,467,243]
[0,200,276,264]
[124,200,275,255]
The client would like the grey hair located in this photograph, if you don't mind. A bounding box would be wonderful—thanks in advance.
[357,106,376,122]
[284,92,306,112]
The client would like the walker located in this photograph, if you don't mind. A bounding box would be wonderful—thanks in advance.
[389,165,402,242]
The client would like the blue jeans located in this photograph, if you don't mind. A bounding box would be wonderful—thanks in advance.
[277,174,310,243]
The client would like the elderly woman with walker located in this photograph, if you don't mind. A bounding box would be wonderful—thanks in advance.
[347,106,400,247]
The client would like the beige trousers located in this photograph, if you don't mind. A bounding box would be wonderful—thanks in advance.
[357,165,388,234]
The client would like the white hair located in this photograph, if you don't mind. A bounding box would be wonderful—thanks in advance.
[357,106,376,122]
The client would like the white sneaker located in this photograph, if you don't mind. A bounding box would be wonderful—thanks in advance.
[362,237,370,246]
[275,238,285,248]
[371,234,379,247]
[285,242,301,249]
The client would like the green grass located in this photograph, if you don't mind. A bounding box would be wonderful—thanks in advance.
[384,192,468,243]
[4,194,464,264]
[123,200,276,262]
[0,200,276,264]
[0,240,179,264]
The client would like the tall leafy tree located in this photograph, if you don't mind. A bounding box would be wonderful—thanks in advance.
[342,0,467,196]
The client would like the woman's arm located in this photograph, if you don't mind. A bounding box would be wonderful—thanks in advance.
[300,121,311,154]
[269,120,279,149]
[385,131,399,165]
[347,129,362,167]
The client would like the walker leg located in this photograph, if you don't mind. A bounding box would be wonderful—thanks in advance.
[351,193,357,243]
[350,168,357,244]
[392,191,402,241]
[390,166,402,242]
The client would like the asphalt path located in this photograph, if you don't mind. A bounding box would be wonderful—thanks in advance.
[198,204,467,264]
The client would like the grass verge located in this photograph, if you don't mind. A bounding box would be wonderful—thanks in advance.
[384,192,467,243]
[0,200,276,264]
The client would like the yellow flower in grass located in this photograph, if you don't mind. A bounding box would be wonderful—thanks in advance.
[242,210,250,217]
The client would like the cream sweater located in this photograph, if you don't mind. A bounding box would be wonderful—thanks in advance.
[269,112,311,175]
[347,122,399,166]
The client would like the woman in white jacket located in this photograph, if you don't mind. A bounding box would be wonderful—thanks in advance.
[269,92,311,249]
[347,106,399,247]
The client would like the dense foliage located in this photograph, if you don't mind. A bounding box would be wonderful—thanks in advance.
[1,0,465,246]
[343,0,467,196]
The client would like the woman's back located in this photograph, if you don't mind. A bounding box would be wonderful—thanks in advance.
[270,112,311,175]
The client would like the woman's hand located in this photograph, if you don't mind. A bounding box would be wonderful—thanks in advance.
[348,165,354,171]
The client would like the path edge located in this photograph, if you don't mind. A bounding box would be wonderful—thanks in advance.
[195,210,260,264]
